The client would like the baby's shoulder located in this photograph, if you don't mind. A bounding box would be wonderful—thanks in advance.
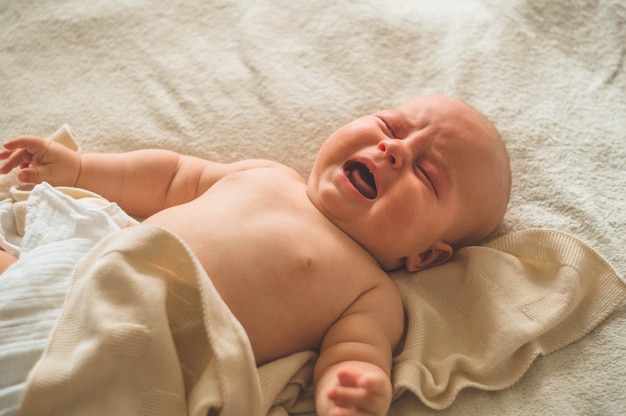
[227,158,288,171]
[326,271,405,351]
[345,268,404,323]
[227,159,302,180]
[357,273,403,313]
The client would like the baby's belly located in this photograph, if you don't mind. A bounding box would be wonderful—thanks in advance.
[142,205,348,364]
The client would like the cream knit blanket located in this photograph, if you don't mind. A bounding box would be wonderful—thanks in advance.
[391,229,626,409]
[18,225,264,416]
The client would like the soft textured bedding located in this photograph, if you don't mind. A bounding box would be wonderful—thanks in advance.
[1,1,625,415]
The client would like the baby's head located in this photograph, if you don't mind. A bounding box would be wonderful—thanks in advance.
[307,94,511,272]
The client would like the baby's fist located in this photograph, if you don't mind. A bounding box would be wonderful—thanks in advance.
[326,368,391,416]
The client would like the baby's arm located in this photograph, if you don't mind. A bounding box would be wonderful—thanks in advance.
[314,286,404,416]
[0,135,275,217]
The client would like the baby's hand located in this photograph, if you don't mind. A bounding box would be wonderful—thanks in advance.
[0,136,80,186]
[325,368,391,416]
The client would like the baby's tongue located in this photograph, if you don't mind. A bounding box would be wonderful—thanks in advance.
[348,163,377,199]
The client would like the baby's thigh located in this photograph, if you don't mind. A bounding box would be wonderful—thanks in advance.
[0,250,17,274]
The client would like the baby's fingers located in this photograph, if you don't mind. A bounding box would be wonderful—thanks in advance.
[328,386,379,415]
[0,147,32,174]
[3,135,47,152]
[15,166,43,184]
[0,136,45,169]
[328,374,389,415]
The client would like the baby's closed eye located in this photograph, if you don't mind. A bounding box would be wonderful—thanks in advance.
[383,120,397,138]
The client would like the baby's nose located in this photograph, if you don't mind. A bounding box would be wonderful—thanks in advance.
[378,139,403,168]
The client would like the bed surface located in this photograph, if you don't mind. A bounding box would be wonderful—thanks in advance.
[1,1,625,415]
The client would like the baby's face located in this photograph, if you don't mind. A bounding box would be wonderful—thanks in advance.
[307,94,510,271]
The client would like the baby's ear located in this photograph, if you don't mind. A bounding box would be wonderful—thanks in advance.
[406,242,453,272]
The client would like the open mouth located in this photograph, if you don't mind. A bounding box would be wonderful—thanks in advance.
[344,161,377,199]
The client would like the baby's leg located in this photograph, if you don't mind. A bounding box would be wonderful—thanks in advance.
[0,250,17,274]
